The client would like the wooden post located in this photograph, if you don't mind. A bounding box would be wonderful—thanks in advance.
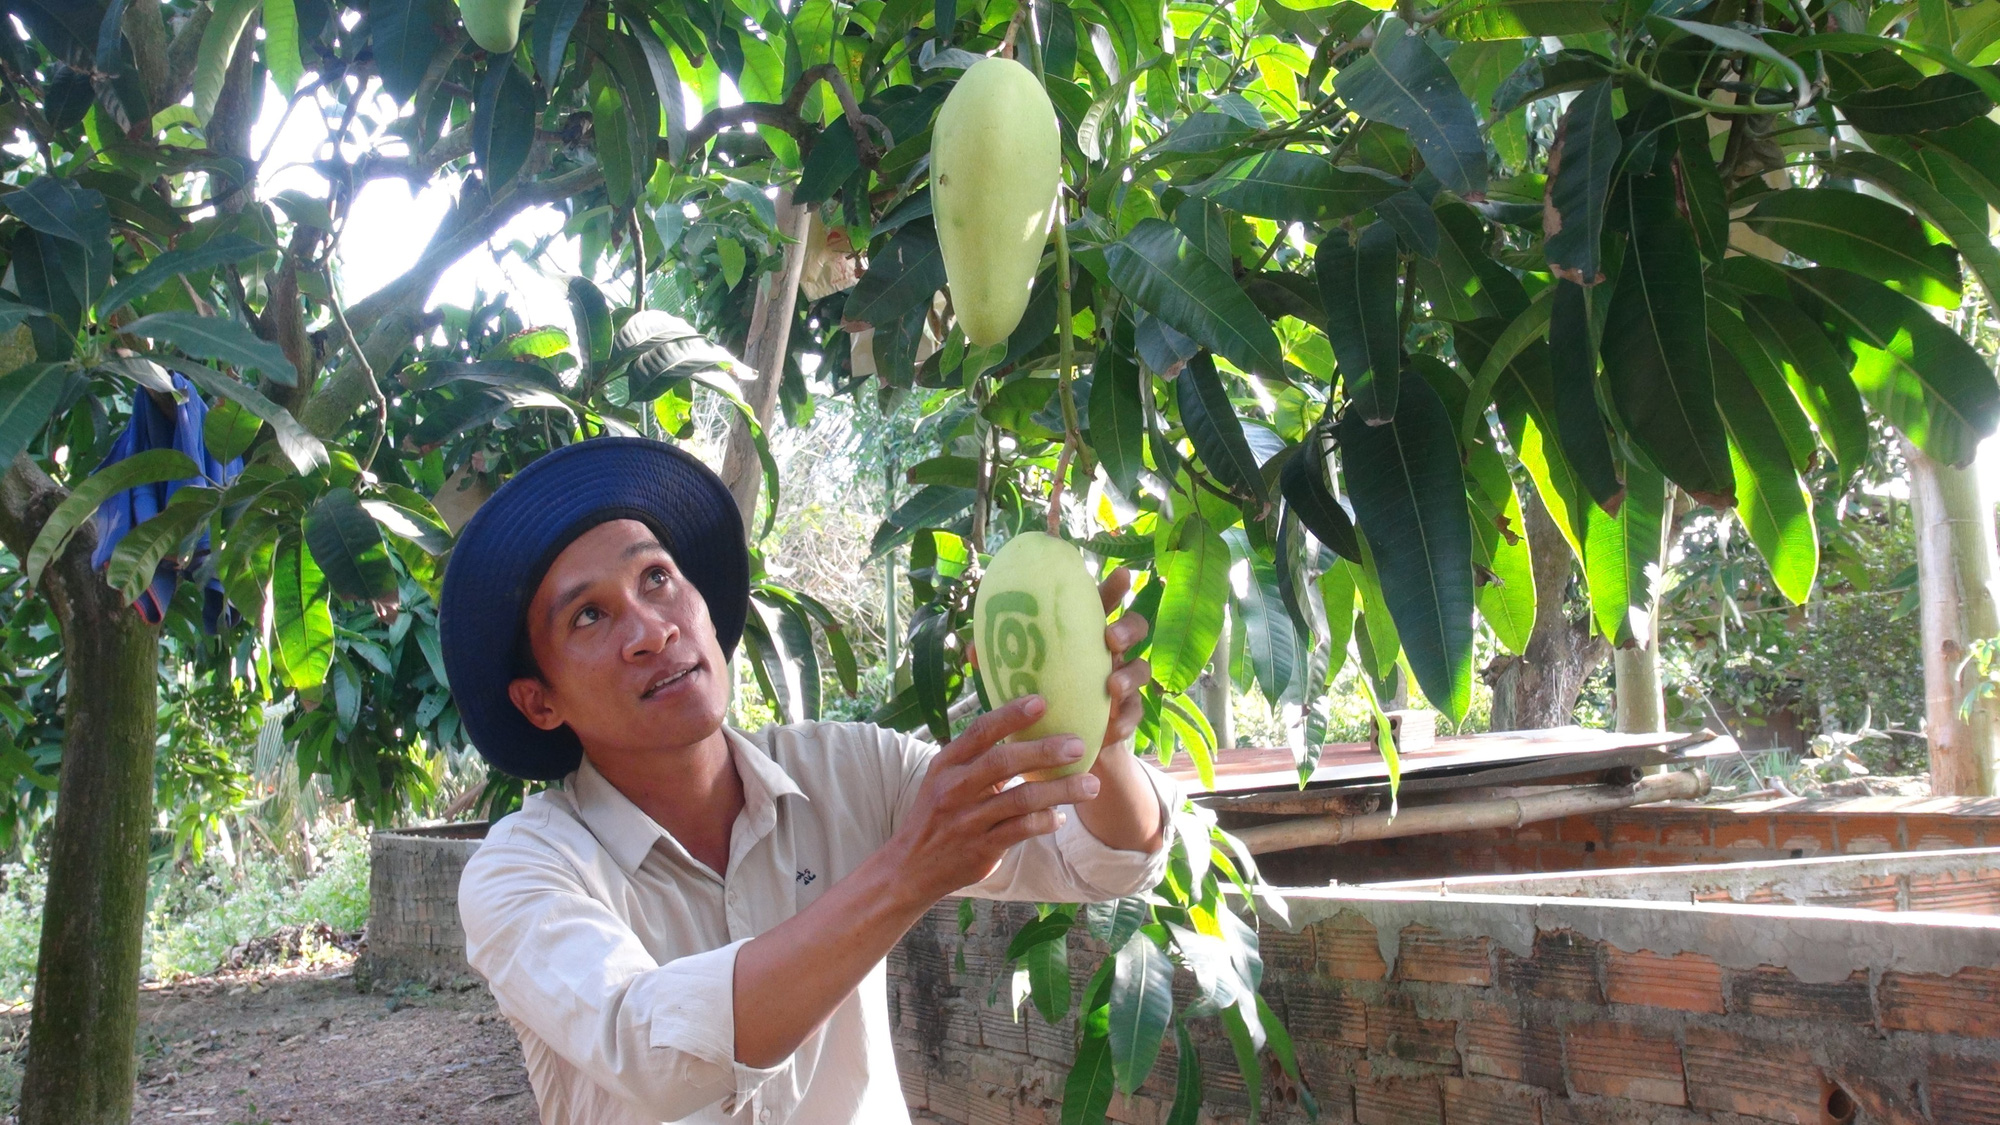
[723,190,813,524]
[1907,439,2000,796]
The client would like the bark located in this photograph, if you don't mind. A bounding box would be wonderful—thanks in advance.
[1907,439,2000,796]
[1613,643,1666,733]
[723,190,812,523]
[0,458,161,1125]
[1485,491,1609,730]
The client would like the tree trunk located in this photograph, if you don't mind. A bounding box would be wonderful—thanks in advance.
[723,190,813,523]
[1613,643,1665,733]
[1486,491,1609,730]
[1197,610,1233,750]
[0,457,162,1125]
[1907,439,2000,796]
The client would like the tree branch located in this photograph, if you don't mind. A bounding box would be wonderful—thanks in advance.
[679,64,891,167]
[299,161,606,437]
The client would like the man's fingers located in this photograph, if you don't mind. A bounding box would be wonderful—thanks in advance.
[940,695,1045,766]
[1109,656,1151,698]
[1105,611,1149,659]
[985,773,1100,822]
[958,734,1089,794]
[1097,566,1133,615]
[1105,688,1145,747]
[986,808,1064,849]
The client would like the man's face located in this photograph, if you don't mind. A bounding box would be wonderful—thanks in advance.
[506,519,731,756]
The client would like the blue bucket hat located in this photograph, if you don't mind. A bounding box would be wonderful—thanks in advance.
[439,438,749,781]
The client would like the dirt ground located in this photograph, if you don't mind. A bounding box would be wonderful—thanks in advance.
[0,954,539,1125]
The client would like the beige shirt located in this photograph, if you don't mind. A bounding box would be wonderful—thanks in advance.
[458,720,1182,1125]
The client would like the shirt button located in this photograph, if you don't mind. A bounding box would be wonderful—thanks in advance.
[758,1110,770,1124]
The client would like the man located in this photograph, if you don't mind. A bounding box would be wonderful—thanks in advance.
[441,437,1183,1124]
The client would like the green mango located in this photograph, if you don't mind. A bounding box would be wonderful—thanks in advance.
[973,531,1112,779]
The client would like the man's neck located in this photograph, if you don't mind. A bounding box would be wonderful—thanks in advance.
[585,726,744,876]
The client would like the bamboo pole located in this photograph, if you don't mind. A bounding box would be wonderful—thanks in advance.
[1229,768,1710,854]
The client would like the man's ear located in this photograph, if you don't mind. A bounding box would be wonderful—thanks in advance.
[508,676,566,731]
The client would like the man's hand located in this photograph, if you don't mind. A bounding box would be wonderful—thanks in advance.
[1095,565,1153,750]
[883,696,1102,903]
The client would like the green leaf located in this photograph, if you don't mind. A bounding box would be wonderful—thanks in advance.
[1164,1019,1203,1125]
[123,312,299,386]
[273,531,334,693]
[367,0,436,104]
[104,486,220,602]
[172,360,328,473]
[590,73,638,210]
[613,309,742,400]
[24,449,199,586]
[1317,557,1358,687]
[1544,80,1618,285]
[791,590,860,695]
[1090,317,1146,498]
[1547,280,1623,512]
[717,237,747,289]
[1105,219,1284,379]
[1714,355,1818,604]
[1177,354,1269,503]
[1739,294,1870,476]
[1708,301,1817,475]
[474,58,540,191]
[1280,434,1361,562]
[846,221,948,327]
[1026,924,1070,1024]
[1152,515,1230,695]
[1314,220,1400,423]
[360,499,453,556]
[194,0,260,122]
[1439,0,1610,40]
[1109,931,1174,1095]
[567,276,614,379]
[1234,542,1299,706]
[1335,18,1488,198]
[1582,457,1665,646]
[0,364,71,468]
[1788,266,2000,467]
[2,177,111,310]
[1458,288,1552,448]
[1341,375,1475,722]
[1061,1020,1116,1125]
[869,485,976,559]
[1199,151,1404,224]
[534,0,591,84]
[1837,71,1992,133]
[262,0,303,95]
[1661,17,1807,105]
[1675,121,1730,265]
[1745,189,1961,308]
[1601,172,1734,507]
[304,488,399,603]
[1218,1002,1264,1122]
[1472,464,1537,654]
[1830,149,2000,313]
[97,233,266,318]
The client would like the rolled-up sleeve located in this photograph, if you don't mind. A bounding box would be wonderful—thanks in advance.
[459,839,785,1119]
[879,725,1184,903]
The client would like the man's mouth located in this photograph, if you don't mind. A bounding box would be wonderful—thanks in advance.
[641,662,701,699]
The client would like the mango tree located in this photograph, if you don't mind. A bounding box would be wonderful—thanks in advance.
[7,0,2000,1121]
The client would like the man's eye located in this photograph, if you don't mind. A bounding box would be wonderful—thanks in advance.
[647,567,669,587]
[572,606,602,627]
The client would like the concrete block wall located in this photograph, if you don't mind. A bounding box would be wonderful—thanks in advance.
[889,888,2000,1125]
[1251,797,2000,887]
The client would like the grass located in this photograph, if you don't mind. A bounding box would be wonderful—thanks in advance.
[0,826,372,1005]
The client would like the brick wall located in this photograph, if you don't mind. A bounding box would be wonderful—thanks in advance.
[1249,797,2000,887]
[889,888,2000,1124]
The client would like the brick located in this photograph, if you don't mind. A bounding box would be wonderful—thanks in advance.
[1500,931,1603,1004]
[1442,1077,1541,1125]
[1563,1020,1685,1106]
[1843,1075,1928,1125]
[1654,812,1712,849]
[903,1060,931,1109]
[1930,1054,2000,1125]
[1905,816,1980,851]
[1260,926,1317,975]
[1712,818,1774,851]
[979,1002,1031,1054]
[1681,1026,1828,1124]
[1557,816,1604,845]
[1834,815,1901,854]
[1102,1092,1166,1125]
[1398,926,1494,986]
[1279,977,1368,1047]
[1511,820,1558,844]
[1773,816,1835,856]
[1603,948,1725,1014]
[1462,1002,1562,1089]
[1356,1077,1444,1125]
[1906,870,2000,914]
[1880,966,2000,1037]
[1609,819,1659,847]
[1728,966,1873,1023]
[1817,874,1901,912]
[1316,912,1389,981]
[1367,1002,1460,1067]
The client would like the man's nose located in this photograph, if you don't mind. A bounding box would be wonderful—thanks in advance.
[622,601,678,658]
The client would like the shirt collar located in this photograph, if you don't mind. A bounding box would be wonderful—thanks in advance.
[570,727,808,877]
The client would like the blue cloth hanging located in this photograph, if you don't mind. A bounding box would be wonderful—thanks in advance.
[90,371,243,627]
